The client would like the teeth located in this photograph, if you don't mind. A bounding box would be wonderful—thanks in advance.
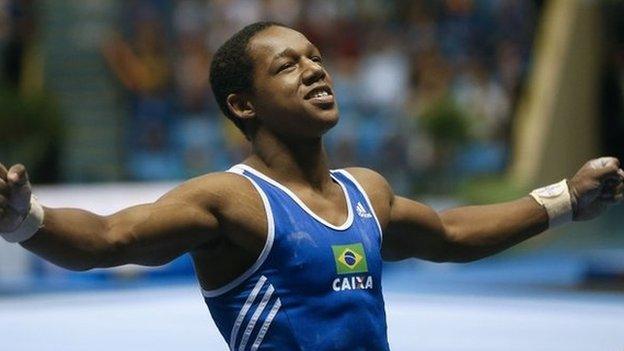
[313,91,328,98]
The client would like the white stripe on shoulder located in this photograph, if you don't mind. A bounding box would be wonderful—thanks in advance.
[201,165,275,298]
[238,284,275,351]
[228,164,246,174]
[250,298,282,351]
[332,169,383,241]
[229,276,267,351]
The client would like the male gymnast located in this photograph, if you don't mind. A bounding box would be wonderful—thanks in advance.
[1,22,623,350]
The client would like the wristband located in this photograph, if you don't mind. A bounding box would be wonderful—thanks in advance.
[529,179,573,228]
[1,196,45,243]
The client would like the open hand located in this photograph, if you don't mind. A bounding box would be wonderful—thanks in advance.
[568,157,624,221]
[0,163,32,233]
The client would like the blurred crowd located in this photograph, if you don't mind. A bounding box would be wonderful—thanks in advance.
[0,0,62,184]
[1,0,539,193]
[101,0,538,193]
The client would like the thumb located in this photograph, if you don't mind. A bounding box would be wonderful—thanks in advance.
[7,164,32,214]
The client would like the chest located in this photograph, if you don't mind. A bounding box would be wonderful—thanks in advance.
[268,204,383,292]
[236,167,384,291]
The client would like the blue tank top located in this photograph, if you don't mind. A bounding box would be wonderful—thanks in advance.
[202,164,390,351]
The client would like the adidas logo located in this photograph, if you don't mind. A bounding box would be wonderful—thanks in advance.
[356,202,373,218]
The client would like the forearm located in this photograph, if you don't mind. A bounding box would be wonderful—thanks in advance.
[21,207,114,271]
[439,197,549,262]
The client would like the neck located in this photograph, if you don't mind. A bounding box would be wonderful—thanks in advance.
[245,129,332,190]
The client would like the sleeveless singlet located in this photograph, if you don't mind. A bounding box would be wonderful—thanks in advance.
[202,164,390,351]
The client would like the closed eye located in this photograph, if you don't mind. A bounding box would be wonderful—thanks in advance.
[278,62,295,73]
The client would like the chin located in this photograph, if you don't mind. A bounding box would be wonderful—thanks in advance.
[279,106,339,138]
[312,104,339,124]
[315,110,339,133]
[293,115,339,139]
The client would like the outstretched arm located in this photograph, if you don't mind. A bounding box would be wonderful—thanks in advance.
[384,195,548,262]
[0,163,222,271]
[377,157,624,262]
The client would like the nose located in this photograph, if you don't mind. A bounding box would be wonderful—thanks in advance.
[301,58,325,86]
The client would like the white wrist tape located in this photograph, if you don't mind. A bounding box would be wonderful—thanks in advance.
[1,196,45,243]
[529,179,573,228]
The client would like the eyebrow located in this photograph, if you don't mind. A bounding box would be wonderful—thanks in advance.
[272,44,319,62]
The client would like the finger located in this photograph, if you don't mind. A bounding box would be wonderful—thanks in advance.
[600,189,620,201]
[618,168,624,180]
[615,182,624,196]
[601,182,624,201]
[604,175,621,186]
[600,192,619,201]
[7,164,31,214]
[0,163,7,181]
[592,161,621,181]
[0,178,9,197]
[7,164,29,188]
[589,157,619,170]
[601,193,624,204]
[601,181,623,194]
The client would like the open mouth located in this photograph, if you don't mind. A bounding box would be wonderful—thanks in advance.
[304,85,334,107]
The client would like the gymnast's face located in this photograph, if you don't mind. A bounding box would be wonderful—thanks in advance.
[247,26,339,139]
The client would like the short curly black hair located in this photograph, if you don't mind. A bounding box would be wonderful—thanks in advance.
[209,21,286,140]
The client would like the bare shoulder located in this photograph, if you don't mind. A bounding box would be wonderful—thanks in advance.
[341,167,394,199]
[342,167,394,228]
[159,170,267,246]
[157,171,261,213]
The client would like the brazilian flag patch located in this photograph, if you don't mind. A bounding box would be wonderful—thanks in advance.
[332,243,368,275]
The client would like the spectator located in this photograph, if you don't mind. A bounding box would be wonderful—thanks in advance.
[100,0,538,191]
[103,2,180,180]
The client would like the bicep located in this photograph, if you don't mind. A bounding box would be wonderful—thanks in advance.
[382,196,449,262]
[103,198,220,267]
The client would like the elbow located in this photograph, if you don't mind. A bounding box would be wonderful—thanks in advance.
[438,240,493,263]
[95,230,133,268]
[85,220,135,269]
[428,245,486,263]
[433,226,486,263]
[57,239,123,271]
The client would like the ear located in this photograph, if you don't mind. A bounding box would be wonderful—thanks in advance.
[226,93,256,122]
